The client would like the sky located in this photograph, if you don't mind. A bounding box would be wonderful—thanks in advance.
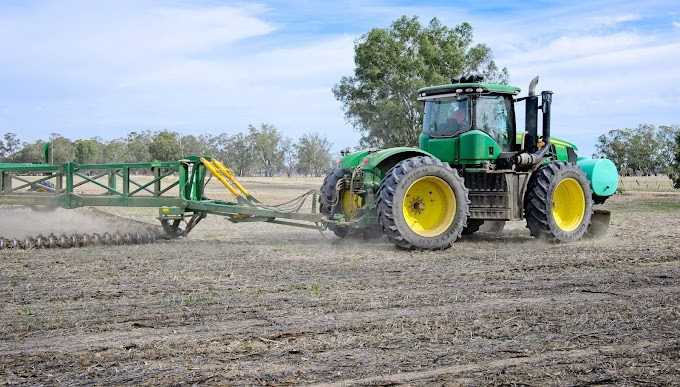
[1,0,679,158]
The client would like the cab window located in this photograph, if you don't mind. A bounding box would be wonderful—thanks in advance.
[475,96,513,151]
[423,97,470,137]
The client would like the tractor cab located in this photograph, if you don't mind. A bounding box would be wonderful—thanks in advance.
[422,93,515,152]
[418,75,522,166]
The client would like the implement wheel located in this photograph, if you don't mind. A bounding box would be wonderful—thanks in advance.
[319,168,359,238]
[524,161,593,242]
[29,181,56,212]
[377,156,469,250]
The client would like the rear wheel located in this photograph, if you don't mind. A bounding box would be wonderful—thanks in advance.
[524,161,593,242]
[377,156,469,250]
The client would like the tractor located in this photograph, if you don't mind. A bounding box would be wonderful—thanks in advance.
[320,75,619,250]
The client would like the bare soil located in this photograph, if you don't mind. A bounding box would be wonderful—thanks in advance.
[1,178,679,386]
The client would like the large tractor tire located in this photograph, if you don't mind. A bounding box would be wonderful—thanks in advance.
[376,156,469,250]
[524,161,593,242]
[320,168,358,238]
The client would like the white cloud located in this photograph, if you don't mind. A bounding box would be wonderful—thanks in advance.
[590,13,641,27]
[0,1,277,82]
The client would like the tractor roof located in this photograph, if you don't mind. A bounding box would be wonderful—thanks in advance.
[418,82,521,99]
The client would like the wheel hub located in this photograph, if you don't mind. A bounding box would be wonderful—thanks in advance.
[409,198,425,214]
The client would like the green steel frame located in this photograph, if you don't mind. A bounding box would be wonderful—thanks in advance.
[0,157,326,235]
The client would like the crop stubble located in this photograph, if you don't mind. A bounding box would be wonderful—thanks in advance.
[1,178,679,386]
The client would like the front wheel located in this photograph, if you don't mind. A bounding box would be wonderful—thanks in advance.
[377,156,469,250]
[524,161,593,242]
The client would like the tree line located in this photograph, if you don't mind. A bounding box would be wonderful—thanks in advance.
[595,124,680,187]
[0,124,335,177]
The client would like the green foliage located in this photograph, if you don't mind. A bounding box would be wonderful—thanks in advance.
[333,16,508,148]
[148,130,182,161]
[296,133,333,177]
[0,133,23,160]
[102,140,131,163]
[595,124,680,176]
[669,133,680,188]
[247,124,285,177]
[49,134,75,164]
[7,141,45,163]
[126,131,153,162]
[73,139,102,164]
[179,134,211,157]
[280,137,296,177]
[223,133,253,177]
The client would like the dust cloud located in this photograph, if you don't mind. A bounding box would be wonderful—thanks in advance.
[0,206,156,239]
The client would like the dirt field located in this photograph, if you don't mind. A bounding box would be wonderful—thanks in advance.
[1,176,679,386]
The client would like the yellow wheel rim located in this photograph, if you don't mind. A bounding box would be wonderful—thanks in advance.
[341,190,362,219]
[402,176,456,237]
[552,178,585,232]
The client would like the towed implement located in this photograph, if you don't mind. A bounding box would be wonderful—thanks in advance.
[1,76,618,250]
[0,156,328,249]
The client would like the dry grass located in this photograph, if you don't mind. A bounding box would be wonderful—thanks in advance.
[618,175,677,193]
[1,176,679,386]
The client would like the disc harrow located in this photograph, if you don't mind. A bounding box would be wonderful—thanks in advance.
[0,230,156,250]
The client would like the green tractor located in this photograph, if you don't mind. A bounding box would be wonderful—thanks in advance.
[320,75,618,250]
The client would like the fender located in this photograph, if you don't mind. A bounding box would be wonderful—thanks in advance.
[339,147,436,193]
[338,149,371,169]
[339,147,435,172]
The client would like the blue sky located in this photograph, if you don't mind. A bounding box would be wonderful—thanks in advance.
[1,0,679,157]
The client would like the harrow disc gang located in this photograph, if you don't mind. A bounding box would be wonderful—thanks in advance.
[0,230,156,250]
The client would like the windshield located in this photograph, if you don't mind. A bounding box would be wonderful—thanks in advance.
[423,97,470,137]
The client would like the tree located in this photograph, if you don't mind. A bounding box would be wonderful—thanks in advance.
[669,133,680,188]
[247,124,284,177]
[74,139,102,164]
[333,16,508,148]
[205,133,231,161]
[224,133,253,177]
[657,125,680,174]
[0,133,23,160]
[7,141,45,163]
[296,133,333,177]
[178,134,210,157]
[49,133,75,164]
[102,140,131,163]
[126,131,153,162]
[280,137,297,177]
[148,130,182,161]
